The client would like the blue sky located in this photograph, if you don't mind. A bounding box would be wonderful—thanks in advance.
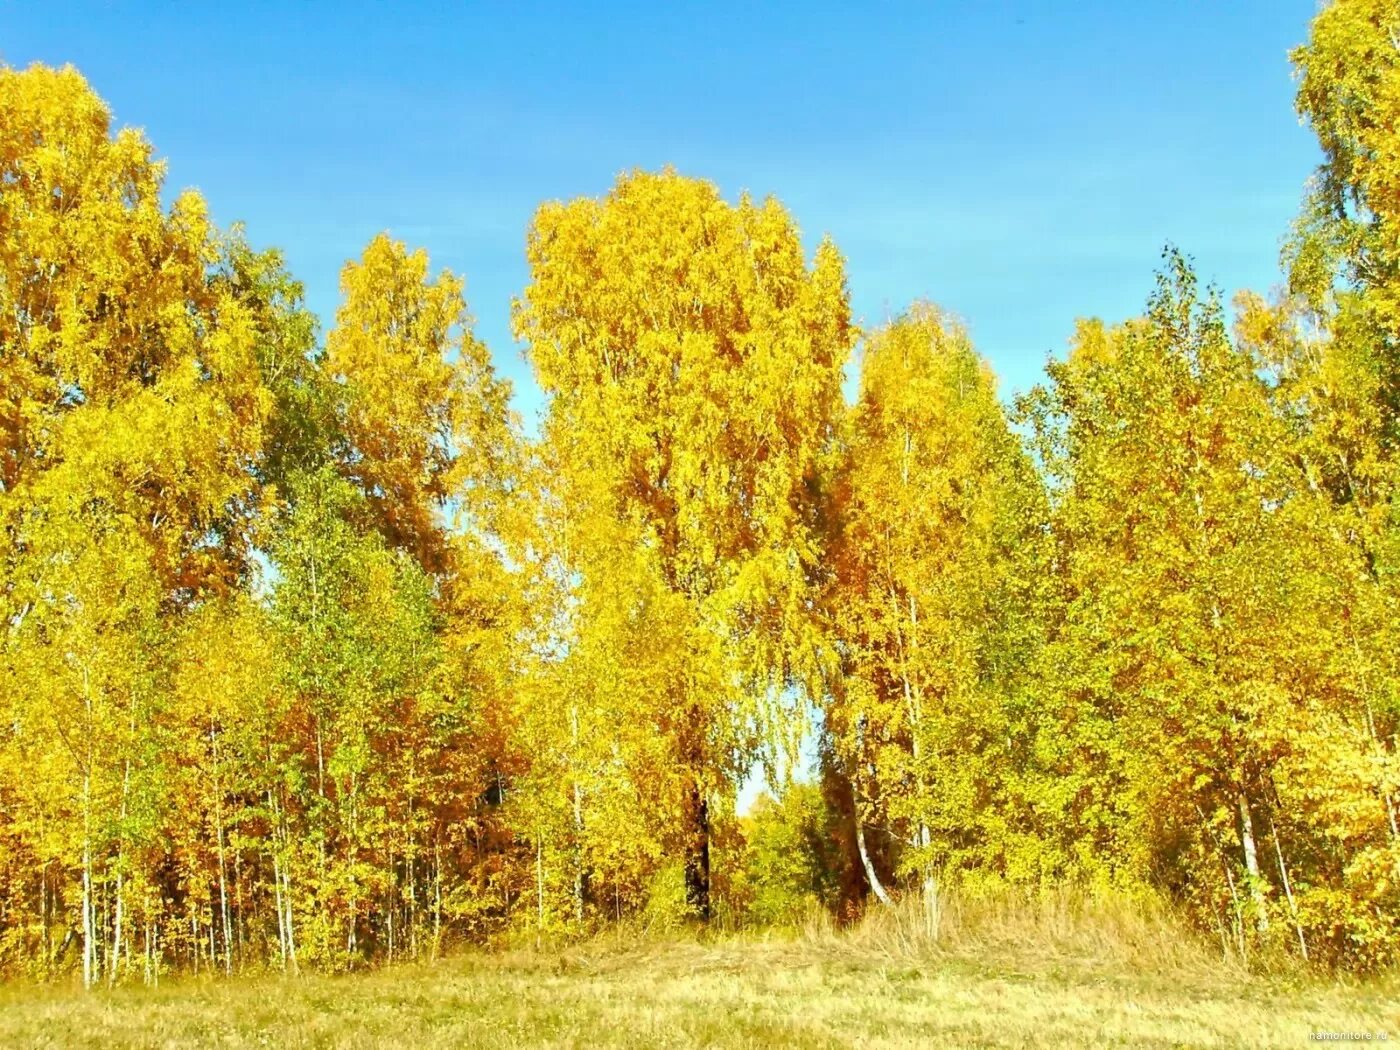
[3,1,1322,430]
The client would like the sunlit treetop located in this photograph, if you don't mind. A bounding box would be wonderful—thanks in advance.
[0,63,274,598]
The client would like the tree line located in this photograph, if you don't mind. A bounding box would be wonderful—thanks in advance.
[2,0,1398,983]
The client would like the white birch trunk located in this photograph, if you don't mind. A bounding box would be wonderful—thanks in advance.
[855,818,893,907]
[1269,815,1308,962]
[1238,791,1268,934]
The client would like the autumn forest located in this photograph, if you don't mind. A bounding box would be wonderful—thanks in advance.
[2,0,1400,990]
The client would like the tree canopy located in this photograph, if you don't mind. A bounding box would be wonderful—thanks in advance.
[3,0,1400,981]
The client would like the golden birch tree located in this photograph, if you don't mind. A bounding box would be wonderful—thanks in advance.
[513,169,854,917]
[827,305,1049,910]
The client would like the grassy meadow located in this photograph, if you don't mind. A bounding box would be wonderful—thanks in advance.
[2,892,1395,1049]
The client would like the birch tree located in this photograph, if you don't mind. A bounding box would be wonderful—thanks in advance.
[513,169,854,917]
[827,305,1049,911]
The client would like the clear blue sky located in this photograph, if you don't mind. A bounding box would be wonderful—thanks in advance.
[3,1,1320,427]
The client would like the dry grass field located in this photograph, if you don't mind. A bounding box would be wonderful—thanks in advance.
[2,892,1396,1049]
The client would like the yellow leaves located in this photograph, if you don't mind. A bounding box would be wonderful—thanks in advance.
[1291,0,1400,347]
[325,233,516,574]
[827,304,1047,878]
[0,64,282,601]
[1294,0,1400,211]
[517,168,852,752]
[4,5,1400,962]
[507,171,855,918]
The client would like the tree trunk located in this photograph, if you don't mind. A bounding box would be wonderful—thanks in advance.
[1351,635,1400,847]
[268,784,298,975]
[282,864,298,974]
[572,781,587,925]
[1237,790,1269,934]
[41,866,51,977]
[81,822,94,990]
[268,789,288,972]
[683,778,711,921]
[1269,815,1308,962]
[570,705,587,925]
[1197,801,1245,959]
[213,728,232,975]
[536,834,545,945]
[848,736,892,908]
[234,847,244,962]
[918,822,939,939]
[854,818,892,907]
[216,825,231,974]
[109,738,133,986]
[80,668,97,991]
[109,862,123,986]
[387,859,396,963]
[405,799,416,961]
[432,839,442,961]
[271,851,287,972]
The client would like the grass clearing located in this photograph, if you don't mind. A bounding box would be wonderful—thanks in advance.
[2,897,1397,1050]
